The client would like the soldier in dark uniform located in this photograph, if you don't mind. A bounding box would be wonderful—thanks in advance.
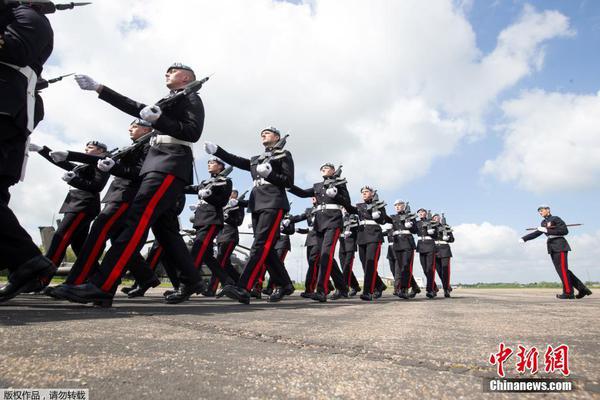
[521,205,592,299]
[416,208,439,299]
[292,201,321,298]
[339,211,361,296]
[354,186,387,301]
[289,163,352,302]
[180,157,233,298]
[384,200,418,299]
[54,63,207,307]
[204,126,294,304]
[433,213,454,298]
[33,141,110,276]
[0,2,54,302]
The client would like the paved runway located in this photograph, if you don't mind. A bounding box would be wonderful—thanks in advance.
[0,288,598,399]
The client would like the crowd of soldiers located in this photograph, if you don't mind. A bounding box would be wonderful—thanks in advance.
[0,1,592,308]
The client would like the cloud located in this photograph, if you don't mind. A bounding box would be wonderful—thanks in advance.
[482,90,600,193]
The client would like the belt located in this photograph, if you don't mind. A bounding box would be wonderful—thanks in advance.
[253,178,273,187]
[150,134,193,147]
[359,220,379,226]
[393,230,412,235]
[315,204,344,212]
[547,235,565,239]
[420,236,433,240]
[435,240,448,245]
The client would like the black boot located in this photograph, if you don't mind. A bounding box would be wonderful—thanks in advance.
[268,287,285,302]
[249,288,262,299]
[42,284,68,300]
[127,277,161,298]
[165,281,207,304]
[360,292,373,301]
[556,293,575,299]
[330,290,348,300]
[576,287,592,299]
[282,284,295,296]
[121,284,137,295]
[444,289,451,298]
[52,283,114,308]
[426,291,435,299]
[300,291,313,299]
[373,290,382,299]
[0,255,54,303]
[397,289,409,299]
[163,287,179,297]
[348,287,359,297]
[311,291,327,302]
[219,285,251,304]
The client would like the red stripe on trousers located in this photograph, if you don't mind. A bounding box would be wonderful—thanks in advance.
[347,255,355,286]
[409,250,414,288]
[194,225,217,268]
[246,209,284,291]
[560,252,571,294]
[50,211,87,267]
[101,175,175,292]
[310,254,320,292]
[430,252,436,292]
[149,246,164,270]
[323,228,341,295]
[74,203,130,285]
[370,242,382,293]
[212,241,236,291]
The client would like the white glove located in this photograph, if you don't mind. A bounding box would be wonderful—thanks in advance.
[427,228,435,235]
[74,74,100,91]
[443,235,449,241]
[97,157,115,172]
[325,187,338,198]
[28,143,42,152]
[50,150,68,162]
[344,230,352,236]
[189,204,197,211]
[62,171,76,182]
[204,142,217,155]
[228,198,238,207]
[198,188,212,198]
[519,238,525,243]
[405,221,413,228]
[256,162,272,178]
[372,210,381,220]
[537,227,548,233]
[140,105,162,123]
[282,219,291,227]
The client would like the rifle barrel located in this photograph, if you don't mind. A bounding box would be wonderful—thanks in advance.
[525,223,583,231]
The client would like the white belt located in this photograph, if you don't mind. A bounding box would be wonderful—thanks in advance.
[393,230,412,235]
[253,178,273,187]
[547,235,565,239]
[359,220,379,226]
[316,204,344,211]
[420,236,433,240]
[435,240,448,245]
[151,134,193,147]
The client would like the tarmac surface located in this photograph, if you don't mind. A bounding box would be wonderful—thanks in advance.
[0,288,598,399]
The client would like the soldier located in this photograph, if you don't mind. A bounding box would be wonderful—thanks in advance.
[520,205,592,299]
[0,1,55,302]
[416,208,439,299]
[204,126,295,304]
[339,212,361,296]
[432,213,454,298]
[54,62,207,307]
[354,186,387,301]
[182,157,234,299]
[289,163,352,302]
[384,200,418,299]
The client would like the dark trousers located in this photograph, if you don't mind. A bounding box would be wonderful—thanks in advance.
[304,244,320,292]
[147,242,181,289]
[237,208,289,292]
[316,228,346,294]
[550,251,586,295]
[358,241,382,294]
[90,173,200,294]
[395,249,415,290]
[341,250,361,291]
[435,256,452,291]
[208,240,239,292]
[419,251,436,292]
[259,247,290,290]
[190,224,233,287]
[46,211,95,269]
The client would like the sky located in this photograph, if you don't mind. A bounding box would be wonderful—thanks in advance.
[12,0,600,284]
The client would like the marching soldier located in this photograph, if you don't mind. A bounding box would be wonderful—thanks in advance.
[204,126,295,304]
[521,205,592,299]
[339,212,361,296]
[433,213,454,298]
[384,200,418,299]
[54,62,207,306]
[416,208,438,299]
[289,163,352,302]
[0,1,55,301]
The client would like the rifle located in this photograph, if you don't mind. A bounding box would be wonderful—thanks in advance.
[3,1,91,13]
[36,73,74,91]
[525,223,582,231]
[153,75,212,110]
[366,190,387,212]
[323,164,347,187]
[397,201,416,222]
[257,134,290,164]
[439,213,453,236]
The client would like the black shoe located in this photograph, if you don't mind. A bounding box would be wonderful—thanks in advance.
[261,287,273,296]
[348,288,359,297]
[53,283,114,308]
[250,288,262,299]
[398,289,409,299]
[360,293,373,301]
[165,281,207,304]
[268,287,285,302]
[219,285,251,304]
[300,291,313,299]
[43,284,68,300]
[392,290,398,296]
[380,283,388,292]
[329,290,348,300]
[312,291,327,302]
[121,285,137,295]
[0,255,54,303]
[127,278,160,298]
[556,293,575,299]
[576,287,592,299]
[426,291,435,299]
[282,284,295,296]
[373,290,382,299]
[163,288,179,297]
[444,289,451,298]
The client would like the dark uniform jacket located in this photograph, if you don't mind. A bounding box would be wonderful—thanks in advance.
[291,207,317,247]
[435,228,455,258]
[342,213,359,252]
[289,177,352,232]
[416,219,438,254]
[275,214,295,252]
[217,198,248,244]
[522,215,571,254]
[214,146,294,213]
[385,212,418,251]
[355,201,387,245]
[39,146,109,214]
[185,174,232,228]
[97,86,204,184]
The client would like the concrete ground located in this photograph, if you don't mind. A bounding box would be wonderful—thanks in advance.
[0,288,598,400]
